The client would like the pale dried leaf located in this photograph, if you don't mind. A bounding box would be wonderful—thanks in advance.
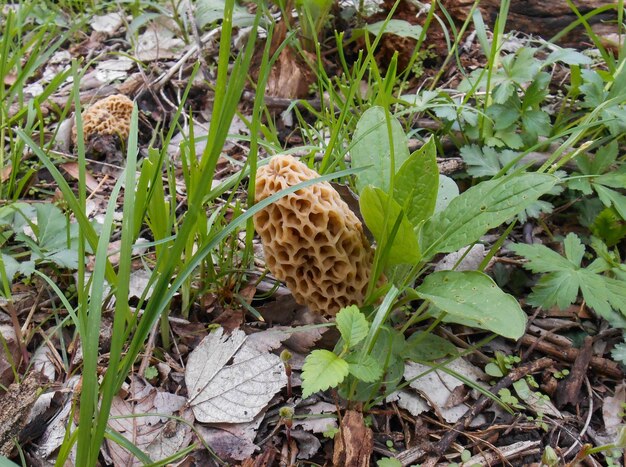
[92,13,125,34]
[185,328,287,423]
[194,412,263,461]
[106,378,192,467]
[603,382,626,435]
[403,359,487,423]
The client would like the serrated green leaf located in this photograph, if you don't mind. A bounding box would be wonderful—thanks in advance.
[487,103,520,130]
[526,270,581,310]
[360,186,421,265]
[563,233,585,266]
[393,138,438,226]
[591,208,626,247]
[460,145,521,178]
[416,271,527,339]
[510,242,576,272]
[611,341,626,365]
[352,106,410,193]
[345,354,383,382]
[594,185,626,220]
[422,174,557,257]
[335,305,369,348]
[495,129,524,149]
[522,110,551,140]
[401,331,456,361]
[301,350,349,398]
[493,82,515,104]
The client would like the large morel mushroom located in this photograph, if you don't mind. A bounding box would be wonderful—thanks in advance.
[253,155,375,315]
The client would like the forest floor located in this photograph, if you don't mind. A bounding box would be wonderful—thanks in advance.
[1,1,626,466]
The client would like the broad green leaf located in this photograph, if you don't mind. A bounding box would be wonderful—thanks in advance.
[352,106,410,193]
[422,173,557,257]
[301,350,349,398]
[345,354,383,382]
[545,48,592,66]
[335,305,369,348]
[435,175,458,212]
[393,138,438,226]
[401,332,456,361]
[416,271,527,339]
[196,0,257,27]
[365,19,423,40]
[360,186,421,265]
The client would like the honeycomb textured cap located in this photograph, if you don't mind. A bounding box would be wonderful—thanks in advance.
[254,155,375,316]
[72,94,134,143]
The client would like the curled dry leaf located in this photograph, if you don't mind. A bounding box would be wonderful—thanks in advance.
[106,377,193,467]
[185,328,287,423]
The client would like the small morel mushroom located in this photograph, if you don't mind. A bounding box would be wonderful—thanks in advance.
[71,94,134,145]
[254,155,375,316]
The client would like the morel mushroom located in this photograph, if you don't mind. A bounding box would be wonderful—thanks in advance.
[254,155,375,315]
[71,94,134,145]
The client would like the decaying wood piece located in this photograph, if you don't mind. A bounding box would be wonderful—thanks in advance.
[333,410,374,467]
[442,0,619,46]
[556,336,594,407]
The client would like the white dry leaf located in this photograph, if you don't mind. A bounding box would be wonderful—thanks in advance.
[292,401,338,434]
[95,57,134,84]
[31,376,80,464]
[31,346,56,382]
[135,18,186,61]
[128,268,154,299]
[290,430,322,459]
[92,12,125,35]
[403,359,487,423]
[387,388,430,417]
[0,324,18,386]
[434,244,487,272]
[512,379,563,419]
[185,328,287,423]
[603,382,626,436]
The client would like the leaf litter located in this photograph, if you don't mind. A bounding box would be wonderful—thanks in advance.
[2,0,626,465]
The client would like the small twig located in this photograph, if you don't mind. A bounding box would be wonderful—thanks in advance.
[151,28,221,90]
[520,334,622,380]
[429,357,554,463]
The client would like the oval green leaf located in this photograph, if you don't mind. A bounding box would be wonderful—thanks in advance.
[416,270,527,339]
[393,138,439,227]
[360,186,421,265]
[352,106,410,193]
[421,173,557,257]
